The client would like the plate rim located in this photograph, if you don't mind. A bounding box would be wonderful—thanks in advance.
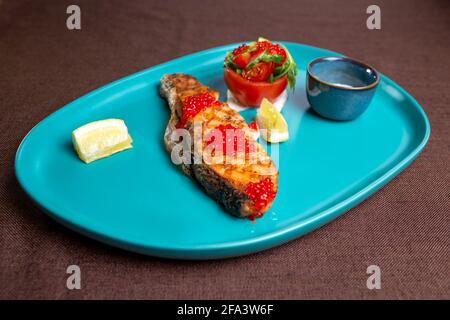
[14,42,431,259]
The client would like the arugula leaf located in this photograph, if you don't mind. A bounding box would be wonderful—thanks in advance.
[224,52,238,69]
[245,49,268,70]
[243,46,257,55]
[273,60,289,76]
[262,54,283,64]
[273,44,297,90]
[286,60,297,89]
[247,51,283,70]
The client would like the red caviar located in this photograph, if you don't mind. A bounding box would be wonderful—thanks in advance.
[255,40,272,53]
[248,121,258,131]
[231,44,250,57]
[176,93,219,128]
[206,124,253,156]
[268,44,287,66]
[245,178,276,214]
[254,41,287,66]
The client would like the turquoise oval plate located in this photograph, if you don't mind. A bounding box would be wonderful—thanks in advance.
[15,43,430,259]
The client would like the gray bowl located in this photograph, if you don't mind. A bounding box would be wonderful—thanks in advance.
[306,56,380,121]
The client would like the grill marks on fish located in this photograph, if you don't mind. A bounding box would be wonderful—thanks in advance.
[159,73,278,218]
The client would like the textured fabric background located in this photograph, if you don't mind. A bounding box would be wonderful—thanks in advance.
[0,0,449,299]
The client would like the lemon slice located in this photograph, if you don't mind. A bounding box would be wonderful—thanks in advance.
[72,119,132,163]
[256,98,289,143]
[257,36,270,42]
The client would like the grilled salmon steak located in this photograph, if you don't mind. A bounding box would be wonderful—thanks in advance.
[160,73,278,219]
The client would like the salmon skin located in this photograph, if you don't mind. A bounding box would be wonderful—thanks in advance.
[160,73,278,219]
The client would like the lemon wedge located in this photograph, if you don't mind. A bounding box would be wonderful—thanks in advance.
[72,119,132,163]
[256,98,289,143]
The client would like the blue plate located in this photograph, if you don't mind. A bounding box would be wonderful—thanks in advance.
[15,43,430,259]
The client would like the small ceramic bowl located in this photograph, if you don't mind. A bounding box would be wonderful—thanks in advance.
[306,56,380,121]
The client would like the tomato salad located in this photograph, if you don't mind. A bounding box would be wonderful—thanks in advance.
[224,38,297,107]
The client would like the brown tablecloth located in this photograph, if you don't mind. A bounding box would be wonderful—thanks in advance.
[1,0,449,299]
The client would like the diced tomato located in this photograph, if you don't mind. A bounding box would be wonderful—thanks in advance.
[242,62,274,82]
[233,52,252,69]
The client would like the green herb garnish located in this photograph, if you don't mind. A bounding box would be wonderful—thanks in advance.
[262,54,284,64]
[245,49,268,70]
[273,44,297,90]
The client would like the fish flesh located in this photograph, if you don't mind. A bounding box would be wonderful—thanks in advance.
[159,73,278,219]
